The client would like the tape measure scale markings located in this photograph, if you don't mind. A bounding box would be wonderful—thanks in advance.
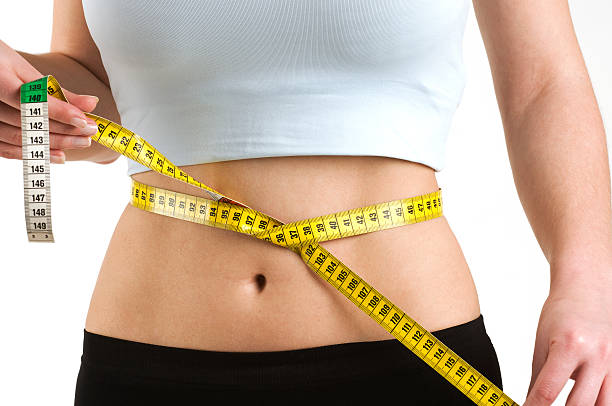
[20,76,519,405]
[21,77,53,242]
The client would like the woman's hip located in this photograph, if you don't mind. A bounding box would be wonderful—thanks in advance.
[75,313,502,405]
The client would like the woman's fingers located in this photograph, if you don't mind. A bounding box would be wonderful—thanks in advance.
[1,100,98,136]
[1,57,99,130]
[595,374,611,406]
[46,94,94,128]
[0,121,92,149]
[62,88,99,113]
[565,363,606,406]
[0,120,22,146]
[524,341,577,406]
[52,133,92,150]
[0,100,21,127]
[51,149,67,164]
[0,72,23,109]
[0,140,66,163]
[0,140,21,159]
[49,117,98,136]
[1,98,98,137]
[48,132,92,150]
[1,74,96,129]
[0,117,97,146]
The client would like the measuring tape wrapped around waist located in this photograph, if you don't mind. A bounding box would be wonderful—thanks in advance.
[21,76,519,405]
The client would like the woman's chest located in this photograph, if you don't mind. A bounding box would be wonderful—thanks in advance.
[82,0,469,74]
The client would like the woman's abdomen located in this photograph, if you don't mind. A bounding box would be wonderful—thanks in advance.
[85,156,481,351]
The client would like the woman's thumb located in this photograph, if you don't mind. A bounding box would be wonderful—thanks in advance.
[62,88,99,113]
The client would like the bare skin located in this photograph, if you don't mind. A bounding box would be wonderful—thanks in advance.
[1,0,610,404]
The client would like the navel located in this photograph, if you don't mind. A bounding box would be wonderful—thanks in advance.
[254,273,267,293]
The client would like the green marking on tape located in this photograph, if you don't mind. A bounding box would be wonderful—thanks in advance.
[20,77,47,104]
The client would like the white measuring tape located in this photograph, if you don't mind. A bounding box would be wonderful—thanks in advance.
[21,77,53,242]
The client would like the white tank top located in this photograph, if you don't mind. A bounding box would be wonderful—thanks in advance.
[82,0,470,175]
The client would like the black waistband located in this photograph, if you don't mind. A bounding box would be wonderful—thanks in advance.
[81,314,487,387]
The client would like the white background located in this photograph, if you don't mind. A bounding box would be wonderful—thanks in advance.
[0,1,610,405]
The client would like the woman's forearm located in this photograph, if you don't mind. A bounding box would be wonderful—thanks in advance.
[502,71,612,288]
[18,50,121,164]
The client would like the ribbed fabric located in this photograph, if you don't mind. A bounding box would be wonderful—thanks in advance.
[81,0,470,175]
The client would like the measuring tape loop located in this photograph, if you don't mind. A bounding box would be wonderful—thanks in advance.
[130,180,441,249]
[21,76,519,405]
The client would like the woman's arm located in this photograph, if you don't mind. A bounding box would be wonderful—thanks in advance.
[47,0,121,163]
[473,1,612,405]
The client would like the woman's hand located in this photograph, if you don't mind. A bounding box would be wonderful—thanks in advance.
[0,39,99,164]
[524,262,612,406]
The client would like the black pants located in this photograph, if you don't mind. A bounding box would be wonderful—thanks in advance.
[75,314,502,405]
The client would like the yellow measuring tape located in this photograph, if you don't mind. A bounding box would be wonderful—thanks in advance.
[22,76,519,405]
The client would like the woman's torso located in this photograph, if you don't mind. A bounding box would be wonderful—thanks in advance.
[81,0,479,351]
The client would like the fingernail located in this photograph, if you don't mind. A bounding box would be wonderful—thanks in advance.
[73,137,91,147]
[86,95,99,104]
[83,124,98,135]
[71,117,87,128]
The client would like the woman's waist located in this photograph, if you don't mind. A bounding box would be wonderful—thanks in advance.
[115,155,447,283]
[129,155,439,221]
[87,156,480,350]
